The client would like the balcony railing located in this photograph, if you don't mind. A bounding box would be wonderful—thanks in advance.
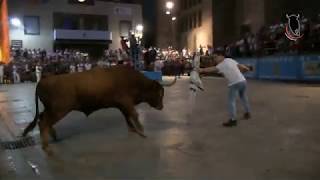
[53,29,112,41]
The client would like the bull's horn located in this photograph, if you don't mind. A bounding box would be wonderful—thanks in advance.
[160,76,177,87]
[286,14,289,18]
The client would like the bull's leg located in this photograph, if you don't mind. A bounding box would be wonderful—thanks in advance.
[119,108,135,132]
[38,116,52,155]
[130,109,144,133]
[120,105,146,138]
[49,127,58,142]
[38,110,68,155]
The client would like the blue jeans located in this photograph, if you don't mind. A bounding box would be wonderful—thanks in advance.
[228,81,250,120]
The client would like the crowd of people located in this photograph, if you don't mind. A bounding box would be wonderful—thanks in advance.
[0,45,198,84]
[3,16,320,85]
[224,15,320,57]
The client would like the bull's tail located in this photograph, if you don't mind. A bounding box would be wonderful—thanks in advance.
[22,87,40,137]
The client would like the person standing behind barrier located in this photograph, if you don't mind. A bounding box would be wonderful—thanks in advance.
[77,62,84,72]
[84,61,92,71]
[35,63,42,83]
[120,36,129,55]
[116,49,124,65]
[0,62,4,84]
[129,34,138,69]
[154,58,164,72]
[69,63,76,73]
[12,63,20,83]
[199,49,252,127]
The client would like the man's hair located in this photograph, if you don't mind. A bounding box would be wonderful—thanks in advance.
[213,48,225,56]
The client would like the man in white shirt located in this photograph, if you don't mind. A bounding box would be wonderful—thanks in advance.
[12,64,20,83]
[199,49,252,127]
[35,63,42,83]
[84,62,92,71]
[69,63,76,73]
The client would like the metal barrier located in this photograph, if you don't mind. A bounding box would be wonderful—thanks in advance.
[142,55,320,82]
[236,55,320,81]
[142,71,162,81]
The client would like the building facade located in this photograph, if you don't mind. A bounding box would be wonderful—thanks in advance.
[177,0,213,52]
[7,0,142,55]
[158,0,320,52]
[177,0,265,51]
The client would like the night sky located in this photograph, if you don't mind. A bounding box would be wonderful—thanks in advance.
[142,0,156,47]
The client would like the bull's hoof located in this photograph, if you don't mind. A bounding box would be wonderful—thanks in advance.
[128,127,136,133]
[42,147,54,156]
[136,130,147,138]
[52,138,61,143]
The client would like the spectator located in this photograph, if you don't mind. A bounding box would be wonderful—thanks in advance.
[69,63,76,73]
[0,62,4,84]
[12,63,20,83]
[35,63,42,83]
[77,62,84,72]
[154,58,164,72]
[120,36,129,54]
[84,61,92,71]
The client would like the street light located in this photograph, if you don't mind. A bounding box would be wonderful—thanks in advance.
[10,17,22,27]
[166,11,171,15]
[172,17,176,21]
[78,0,86,2]
[166,1,174,10]
[136,24,144,32]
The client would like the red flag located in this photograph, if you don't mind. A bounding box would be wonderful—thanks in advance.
[0,0,10,63]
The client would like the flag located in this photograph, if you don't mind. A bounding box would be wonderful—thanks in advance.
[0,0,10,63]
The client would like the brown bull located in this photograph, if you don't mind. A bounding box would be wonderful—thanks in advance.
[22,66,175,154]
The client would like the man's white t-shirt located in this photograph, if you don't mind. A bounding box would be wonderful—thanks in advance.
[216,58,246,86]
[36,66,42,74]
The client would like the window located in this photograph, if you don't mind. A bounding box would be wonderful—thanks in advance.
[193,13,197,28]
[189,15,193,30]
[24,16,40,35]
[198,11,202,27]
[119,20,132,38]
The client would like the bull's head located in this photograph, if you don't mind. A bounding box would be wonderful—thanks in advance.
[145,77,176,110]
[146,81,165,110]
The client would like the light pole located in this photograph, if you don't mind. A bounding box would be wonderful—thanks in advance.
[165,1,175,48]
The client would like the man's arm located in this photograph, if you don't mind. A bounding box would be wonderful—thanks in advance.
[199,66,219,74]
[237,64,251,73]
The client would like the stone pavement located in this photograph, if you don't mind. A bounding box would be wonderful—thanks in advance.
[0,78,320,179]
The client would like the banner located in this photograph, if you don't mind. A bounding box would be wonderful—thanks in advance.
[0,0,10,63]
[303,61,320,76]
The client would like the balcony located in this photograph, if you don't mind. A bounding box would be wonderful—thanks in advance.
[53,29,112,41]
